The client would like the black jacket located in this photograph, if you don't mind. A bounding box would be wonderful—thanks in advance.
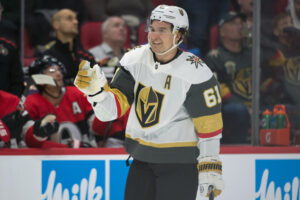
[0,36,24,97]
[43,38,95,85]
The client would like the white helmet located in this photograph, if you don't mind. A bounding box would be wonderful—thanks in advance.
[150,5,189,35]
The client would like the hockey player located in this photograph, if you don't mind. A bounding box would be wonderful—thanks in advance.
[75,4,224,200]
[24,55,127,148]
[0,90,58,148]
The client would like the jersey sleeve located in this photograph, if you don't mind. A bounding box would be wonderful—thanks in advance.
[184,75,223,139]
[109,66,135,117]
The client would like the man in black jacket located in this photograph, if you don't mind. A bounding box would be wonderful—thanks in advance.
[0,2,24,96]
[42,8,95,85]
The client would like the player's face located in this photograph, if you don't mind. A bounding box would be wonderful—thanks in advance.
[43,65,64,87]
[148,20,174,54]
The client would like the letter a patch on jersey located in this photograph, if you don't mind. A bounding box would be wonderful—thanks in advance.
[72,102,82,115]
[135,83,164,128]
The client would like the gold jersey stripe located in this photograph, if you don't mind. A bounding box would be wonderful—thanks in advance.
[109,87,131,117]
[193,112,223,134]
[126,134,197,148]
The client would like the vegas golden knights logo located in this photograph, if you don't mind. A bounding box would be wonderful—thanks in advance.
[135,83,164,128]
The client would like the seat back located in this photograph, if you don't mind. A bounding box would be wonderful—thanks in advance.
[80,21,103,50]
[24,28,36,66]
[137,22,148,45]
[210,24,219,50]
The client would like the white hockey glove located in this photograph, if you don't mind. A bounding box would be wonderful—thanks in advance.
[198,156,224,198]
[74,60,107,96]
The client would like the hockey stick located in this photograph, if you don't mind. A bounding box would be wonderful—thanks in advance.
[208,185,214,200]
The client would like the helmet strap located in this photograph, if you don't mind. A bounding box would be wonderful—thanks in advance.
[154,34,183,56]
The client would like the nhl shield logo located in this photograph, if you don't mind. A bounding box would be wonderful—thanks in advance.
[135,83,164,128]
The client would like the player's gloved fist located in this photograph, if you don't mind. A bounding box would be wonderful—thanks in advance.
[33,114,59,139]
[198,156,224,198]
[74,60,107,96]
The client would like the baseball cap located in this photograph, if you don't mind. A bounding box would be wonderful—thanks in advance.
[218,11,245,27]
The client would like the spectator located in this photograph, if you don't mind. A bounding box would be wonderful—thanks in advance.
[24,55,127,148]
[41,8,95,85]
[205,12,251,144]
[0,2,24,97]
[268,12,300,108]
[23,0,88,48]
[89,16,127,79]
[107,0,153,46]
[264,11,300,144]
[0,90,59,148]
[176,0,230,55]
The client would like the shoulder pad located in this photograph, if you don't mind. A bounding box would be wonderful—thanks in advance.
[120,44,149,66]
[175,51,214,84]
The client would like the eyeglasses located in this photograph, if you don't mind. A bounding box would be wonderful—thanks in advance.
[43,65,61,74]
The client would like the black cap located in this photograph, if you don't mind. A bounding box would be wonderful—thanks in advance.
[218,11,245,27]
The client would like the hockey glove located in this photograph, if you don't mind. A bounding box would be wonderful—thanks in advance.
[1,111,31,143]
[74,60,107,96]
[33,114,59,140]
[198,156,224,198]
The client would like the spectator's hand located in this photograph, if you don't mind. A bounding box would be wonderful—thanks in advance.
[33,114,59,140]
[74,60,107,96]
[198,156,224,198]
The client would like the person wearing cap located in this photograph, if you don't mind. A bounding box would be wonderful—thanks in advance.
[74,4,224,200]
[204,11,251,144]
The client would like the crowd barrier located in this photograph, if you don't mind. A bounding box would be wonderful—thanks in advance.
[0,146,299,200]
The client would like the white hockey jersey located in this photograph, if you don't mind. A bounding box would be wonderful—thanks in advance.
[89,44,223,163]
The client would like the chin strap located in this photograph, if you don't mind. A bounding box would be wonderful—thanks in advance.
[151,34,183,56]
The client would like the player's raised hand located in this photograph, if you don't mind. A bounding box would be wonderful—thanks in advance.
[198,156,224,198]
[74,60,107,96]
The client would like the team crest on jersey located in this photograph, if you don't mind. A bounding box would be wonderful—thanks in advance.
[0,44,8,56]
[135,83,164,128]
[186,55,203,69]
[284,56,300,84]
[233,67,252,99]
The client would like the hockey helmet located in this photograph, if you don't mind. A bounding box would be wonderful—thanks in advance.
[29,55,66,76]
[150,5,189,35]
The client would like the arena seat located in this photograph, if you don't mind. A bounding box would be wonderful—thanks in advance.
[209,24,219,50]
[24,28,36,66]
[137,22,148,45]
